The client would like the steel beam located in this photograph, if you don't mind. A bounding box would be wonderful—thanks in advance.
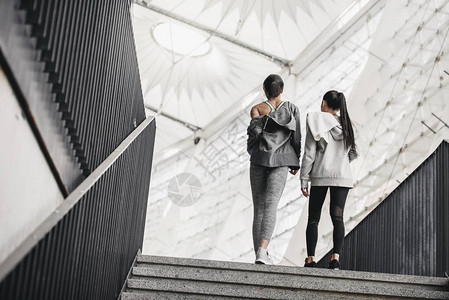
[134,0,291,68]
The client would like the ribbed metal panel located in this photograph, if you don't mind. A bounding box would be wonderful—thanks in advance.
[0,119,156,300]
[0,0,145,192]
[317,141,449,277]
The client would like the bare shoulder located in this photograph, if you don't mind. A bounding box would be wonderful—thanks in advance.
[250,102,270,118]
[250,103,262,118]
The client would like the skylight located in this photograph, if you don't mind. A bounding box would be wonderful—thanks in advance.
[152,23,211,57]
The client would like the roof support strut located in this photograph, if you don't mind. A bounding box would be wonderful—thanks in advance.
[134,0,291,68]
[145,104,202,132]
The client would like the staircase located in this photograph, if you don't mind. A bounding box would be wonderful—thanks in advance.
[120,255,449,299]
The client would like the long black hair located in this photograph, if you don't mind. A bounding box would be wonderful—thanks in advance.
[263,74,284,99]
[323,90,357,155]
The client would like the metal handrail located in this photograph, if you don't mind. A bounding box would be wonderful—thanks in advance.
[0,116,155,282]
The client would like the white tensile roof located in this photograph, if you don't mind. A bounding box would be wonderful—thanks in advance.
[132,0,449,264]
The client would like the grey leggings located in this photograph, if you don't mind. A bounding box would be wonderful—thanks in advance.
[250,163,288,253]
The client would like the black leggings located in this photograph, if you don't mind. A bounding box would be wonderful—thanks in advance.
[306,186,349,256]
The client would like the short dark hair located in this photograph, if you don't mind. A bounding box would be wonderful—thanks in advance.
[263,74,284,99]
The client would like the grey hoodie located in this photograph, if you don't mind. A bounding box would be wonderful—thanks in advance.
[300,111,356,188]
[247,101,301,170]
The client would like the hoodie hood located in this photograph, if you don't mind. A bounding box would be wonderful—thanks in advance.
[264,106,297,132]
[330,125,343,141]
[307,111,342,143]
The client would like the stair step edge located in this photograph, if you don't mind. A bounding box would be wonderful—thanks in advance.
[126,277,449,300]
[137,255,449,287]
[131,265,447,293]
[121,290,364,300]
[121,291,259,300]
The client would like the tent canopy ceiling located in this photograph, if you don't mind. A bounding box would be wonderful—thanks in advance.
[132,0,449,264]
[133,0,358,153]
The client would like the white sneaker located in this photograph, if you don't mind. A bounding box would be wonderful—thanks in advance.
[255,247,273,265]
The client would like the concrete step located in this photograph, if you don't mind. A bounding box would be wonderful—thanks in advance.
[121,291,233,300]
[121,255,449,299]
[123,281,364,299]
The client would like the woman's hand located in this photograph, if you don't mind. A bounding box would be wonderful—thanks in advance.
[301,187,309,198]
[289,169,298,175]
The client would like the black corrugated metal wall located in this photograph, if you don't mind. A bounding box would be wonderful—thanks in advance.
[0,0,146,193]
[0,0,156,299]
[0,121,155,299]
[317,141,449,277]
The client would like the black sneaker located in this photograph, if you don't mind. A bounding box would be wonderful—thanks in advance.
[304,258,316,267]
[328,256,340,270]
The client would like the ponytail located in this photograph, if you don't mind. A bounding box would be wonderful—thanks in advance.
[323,90,357,155]
[337,93,356,154]
[263,74,284,99]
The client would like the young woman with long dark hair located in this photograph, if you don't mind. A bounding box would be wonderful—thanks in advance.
[300,90,357,269]
[246,74,301,264]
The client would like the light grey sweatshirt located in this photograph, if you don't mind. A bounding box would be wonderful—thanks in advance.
[300,111,356,188]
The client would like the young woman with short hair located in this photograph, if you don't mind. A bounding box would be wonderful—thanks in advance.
[247,74,302,264]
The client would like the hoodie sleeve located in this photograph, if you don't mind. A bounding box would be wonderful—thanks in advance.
[290,105,302,159]
[247,117,263,154]
[300,115,316,188]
